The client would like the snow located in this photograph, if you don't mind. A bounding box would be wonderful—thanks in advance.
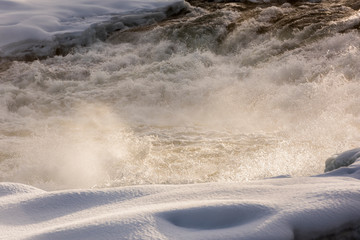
[0,0,187,57]
[1,149,360,240]
[325,148,360,172]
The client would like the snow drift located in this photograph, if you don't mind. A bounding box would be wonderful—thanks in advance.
[1,149,360,240]
[0,0,187,58]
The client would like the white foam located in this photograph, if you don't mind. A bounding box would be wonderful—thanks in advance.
[1,11,360,189]
[1,0,360,188]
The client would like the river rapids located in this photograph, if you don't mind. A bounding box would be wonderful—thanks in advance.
[0,0,360,190]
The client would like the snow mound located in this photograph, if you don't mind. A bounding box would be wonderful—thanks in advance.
[0,0,187,58]
[325,148,360,172]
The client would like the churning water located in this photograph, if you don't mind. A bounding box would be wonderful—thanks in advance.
[1,0,360,190]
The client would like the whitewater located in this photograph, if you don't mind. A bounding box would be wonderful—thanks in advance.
[1,0,360,239]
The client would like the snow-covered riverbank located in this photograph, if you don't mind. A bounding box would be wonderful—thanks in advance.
[1,149,360,240]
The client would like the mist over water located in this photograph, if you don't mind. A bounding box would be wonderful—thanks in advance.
[1,0,360,190]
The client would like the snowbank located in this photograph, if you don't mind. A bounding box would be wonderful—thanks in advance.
[1,149,360,240]
[325,148,360,172]
[0,0,187,57]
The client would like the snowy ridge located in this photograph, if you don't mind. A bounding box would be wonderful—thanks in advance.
[1,149,360,240]
[0,0,187,58]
